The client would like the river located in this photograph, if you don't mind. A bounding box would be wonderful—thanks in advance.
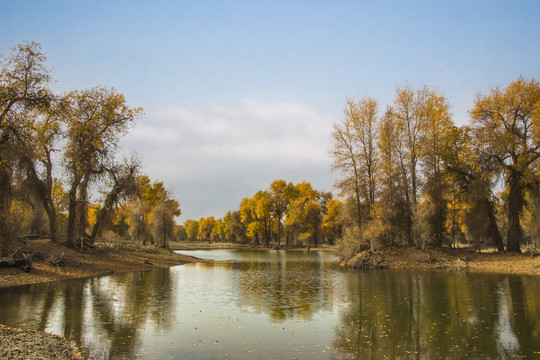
[0,249,538,359]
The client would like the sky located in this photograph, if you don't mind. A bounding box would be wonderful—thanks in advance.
[2,0,539,221]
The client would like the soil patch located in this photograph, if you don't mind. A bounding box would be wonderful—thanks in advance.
[342,246,540,275]
[0,239,201,289]
[0,324,87,360]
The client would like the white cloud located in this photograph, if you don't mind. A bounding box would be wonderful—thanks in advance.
[124,99,337,220]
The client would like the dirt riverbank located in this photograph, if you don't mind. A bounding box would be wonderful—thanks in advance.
[0,239,202,359]
[0,324,88,360]
[0,238,200,289]
[342,246,540,275]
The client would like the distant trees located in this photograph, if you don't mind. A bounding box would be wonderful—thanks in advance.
[178,77,540,255]
[126,175,180,248]
[182,180,337,249]
[150,194,181,248]
[331,78,540,255]
[184,219,200,241]
[0,42,181,254]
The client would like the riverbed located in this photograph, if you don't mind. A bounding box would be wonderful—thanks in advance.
[0,249,538,359]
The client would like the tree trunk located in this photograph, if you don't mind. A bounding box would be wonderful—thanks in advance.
[76,174,90,240]
[45,200,58,243]
[264,220,270,248]
[44,153,57,243]
[276,215,282,247]
[66,186,78,249]
[0,258,32,272]
[23,154,58,243]
[506,170,523,253]
[354,178,363,231]
[89,187,121,245]
[0,167,12,257]
[484,197,504,252]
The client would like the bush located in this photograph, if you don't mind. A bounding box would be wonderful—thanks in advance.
[335,227,368,261]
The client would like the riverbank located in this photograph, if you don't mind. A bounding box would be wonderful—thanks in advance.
[0,324,87,360]
[0,238,200,289]
[342,246,540,275]
[0,239,202,359]
[169,241,333,251]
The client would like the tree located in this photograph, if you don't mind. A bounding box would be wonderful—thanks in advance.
[418,88,454,247]
[353,97,379,214]
[377,107,410,246]
[0,41,52,256]
[62,87,142,248]
[330,102,363,230]
[240,191,272,247]
[321,199,343,245]
[176,225,188,241]
[445,126,505,252]
[268,179,294,247]
[89,157,140,244]
[150,195,180,248]
[470,77,540,252]
[15,101,62,243]
[391,85,432,247]
[184,219,199,241]
[222,210,246,243]
[393,85,427,208]
[128,200,150,244]
[285,181,323,249]
[128,176,159,245]
[198,216,215,242]
[211,218,225,242]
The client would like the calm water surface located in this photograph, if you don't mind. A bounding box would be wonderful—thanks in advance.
[0,249,539,359]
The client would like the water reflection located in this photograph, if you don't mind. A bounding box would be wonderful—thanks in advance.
[333,270,540,359]
[0,269,176,359]
[0,250,538,359]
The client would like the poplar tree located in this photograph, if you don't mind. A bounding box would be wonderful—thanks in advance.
[0,42,51,255]
[62,87,142,248]
[471,77,540,253]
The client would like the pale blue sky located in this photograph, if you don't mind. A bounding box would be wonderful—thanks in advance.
[2,1,539,220]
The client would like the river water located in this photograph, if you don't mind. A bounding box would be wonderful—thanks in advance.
[0,249,539,359]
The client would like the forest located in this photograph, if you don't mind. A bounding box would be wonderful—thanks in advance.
[2,41,540,260]
[181,78,540,258]
[0,42,180,257]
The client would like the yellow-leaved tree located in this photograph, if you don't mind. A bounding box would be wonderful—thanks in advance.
[471,77,540,253]
[62,87,142,248]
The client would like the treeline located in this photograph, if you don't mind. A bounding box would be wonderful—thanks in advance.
[180,180,341,249]
[330,78,540,256]
[0,42,180,255]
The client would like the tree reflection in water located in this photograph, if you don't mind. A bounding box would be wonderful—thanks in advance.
[0,250,538,359]
[0,269,175,359]
[333,270,540,359]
